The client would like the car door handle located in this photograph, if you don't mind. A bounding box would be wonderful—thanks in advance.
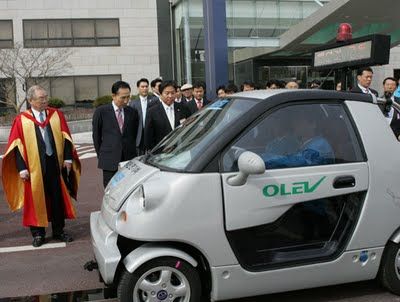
[333,176,356,189]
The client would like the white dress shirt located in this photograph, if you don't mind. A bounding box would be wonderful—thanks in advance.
[31,108,47,140]
[195,98,204,109]
[112,101,124,122]
[139,95,147,126]
[161,102,175,129]
[358,84,373,95]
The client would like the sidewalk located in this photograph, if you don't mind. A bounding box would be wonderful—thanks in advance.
[0,156,104,298]
[0,119,92,143]
[72,131,93,144]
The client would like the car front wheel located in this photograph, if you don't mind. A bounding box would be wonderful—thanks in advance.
[378,241,400,295]
[118,257,202,302]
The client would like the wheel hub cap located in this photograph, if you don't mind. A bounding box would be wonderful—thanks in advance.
[133,266,191,302]
[157,290,168,300]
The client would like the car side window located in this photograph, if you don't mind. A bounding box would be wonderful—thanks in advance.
[222,103,365,172]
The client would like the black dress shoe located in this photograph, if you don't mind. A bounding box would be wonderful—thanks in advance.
[32,236,44,247]
[53,232,73,243]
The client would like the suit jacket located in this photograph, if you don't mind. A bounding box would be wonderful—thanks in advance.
[144,101,190,150]
[378,95,400,138]
[148,94,160,108]
[92,104,139,171]
[129,98,151,147]
[187,98,210,115]
[175,97,187,105]
[350,85,378,97]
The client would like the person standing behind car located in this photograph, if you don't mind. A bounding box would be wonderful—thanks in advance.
[350,67,378,96]
[241,80,255,91]
[216,85,226,98]
[144,80,191,150]
[174,85,185,104]
[129,78,151,155]
[149,77,163,105]
[92,81,139,188]
[187,81,209,115]
[381,77,400,138]
[181,83,194,103]
[285,80,299,89]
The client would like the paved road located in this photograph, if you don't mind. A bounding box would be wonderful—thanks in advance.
[0,135,399,301]
[0,144,104,298]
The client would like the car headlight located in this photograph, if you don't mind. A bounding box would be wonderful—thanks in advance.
[119,185,145,219]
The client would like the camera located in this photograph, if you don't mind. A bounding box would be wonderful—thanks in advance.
[383,91,393,115]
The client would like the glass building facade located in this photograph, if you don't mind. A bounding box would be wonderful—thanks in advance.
[172,0,330,87]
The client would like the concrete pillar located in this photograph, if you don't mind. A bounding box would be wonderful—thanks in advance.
[202,0,228,100]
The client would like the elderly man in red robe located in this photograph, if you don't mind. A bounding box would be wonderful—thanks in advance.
[2,85,80,247]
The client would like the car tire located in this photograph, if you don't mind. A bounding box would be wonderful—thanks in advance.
[103,286,117,299]
[378,241,400,295]
[118,256,202,302]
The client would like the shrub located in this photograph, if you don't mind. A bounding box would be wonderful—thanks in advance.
[94,95,112,108]
[75,99,94,108]
[48,97,65,108]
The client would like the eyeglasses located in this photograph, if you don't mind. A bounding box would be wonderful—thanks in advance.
[33,96,48,101]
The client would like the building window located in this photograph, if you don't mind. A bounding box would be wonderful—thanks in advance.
[0,20,13,48]
[23,19,120,48]
[0,78,16,106]
[27,74,121,105]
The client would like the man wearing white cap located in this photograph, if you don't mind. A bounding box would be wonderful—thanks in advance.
[180,83,194,103]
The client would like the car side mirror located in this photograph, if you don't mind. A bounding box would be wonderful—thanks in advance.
[227,151,265,186]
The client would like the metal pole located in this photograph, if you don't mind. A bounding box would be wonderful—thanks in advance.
[169,0,176,80]
[183,0,192,83]
[203,0,228,100]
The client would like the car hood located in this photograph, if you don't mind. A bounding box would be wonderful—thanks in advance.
[103,158,160,211]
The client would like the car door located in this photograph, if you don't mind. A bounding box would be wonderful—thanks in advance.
[221,101,368,271]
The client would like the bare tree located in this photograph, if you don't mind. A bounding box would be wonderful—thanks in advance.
[0,42,72,112]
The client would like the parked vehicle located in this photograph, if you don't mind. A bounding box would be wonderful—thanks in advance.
[89,90,400,302]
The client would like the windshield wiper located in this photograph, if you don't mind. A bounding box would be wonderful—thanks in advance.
[142,150,153,163]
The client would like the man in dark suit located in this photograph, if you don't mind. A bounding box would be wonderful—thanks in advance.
[380,77,400,138]
[382,77,400,103]
[187,81,210,115]
[144,80,191,150]
[2,85,80,247]
[92,81,139,187]
[129,78,150,155]
[350,67,379,96]
[180,83,194,103]
[149,77,162,105]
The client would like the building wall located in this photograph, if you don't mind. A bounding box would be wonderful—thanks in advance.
[0,0,159,104]
[371,46,400,96]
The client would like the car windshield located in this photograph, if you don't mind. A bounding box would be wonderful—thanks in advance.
[146,98,258,171]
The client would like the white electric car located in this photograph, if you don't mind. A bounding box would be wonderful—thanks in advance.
[89,90,400,302]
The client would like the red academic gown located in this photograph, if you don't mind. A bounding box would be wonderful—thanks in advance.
[2,108,81,227]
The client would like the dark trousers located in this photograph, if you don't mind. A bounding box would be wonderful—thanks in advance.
[103,170,117,188]
[30,154,65,238]
[137,130,145,156]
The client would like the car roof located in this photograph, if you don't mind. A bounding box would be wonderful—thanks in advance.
[231,89,374,103]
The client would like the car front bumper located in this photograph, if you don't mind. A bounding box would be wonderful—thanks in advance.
[90,211,121,285]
